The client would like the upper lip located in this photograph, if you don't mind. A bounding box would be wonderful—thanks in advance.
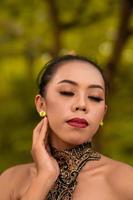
[67,118,89,125]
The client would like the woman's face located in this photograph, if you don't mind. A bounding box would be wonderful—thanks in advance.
[37,61,107,150]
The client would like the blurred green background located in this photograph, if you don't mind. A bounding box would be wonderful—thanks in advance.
[0,0,133,172]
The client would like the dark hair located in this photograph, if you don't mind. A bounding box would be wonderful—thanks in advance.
[37,54,109,98]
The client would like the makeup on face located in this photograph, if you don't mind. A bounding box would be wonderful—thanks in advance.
[56,80,105,102]
[43,61,106,149]
[66,117,89,128]
[57,79,104,91]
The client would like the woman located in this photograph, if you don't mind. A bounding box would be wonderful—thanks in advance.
[0,55,133,200]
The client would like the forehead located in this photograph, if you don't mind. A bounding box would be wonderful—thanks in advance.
[50,61,105,89]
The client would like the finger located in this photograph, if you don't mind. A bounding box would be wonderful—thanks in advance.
[45,141,51,155]
[32,119,44,147]
[38,117,48,142]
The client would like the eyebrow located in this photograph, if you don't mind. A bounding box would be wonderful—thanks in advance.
[57,79,104,91]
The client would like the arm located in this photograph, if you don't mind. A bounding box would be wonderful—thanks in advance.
[0,167,15,200]
[20,172,56,200]
[21,117,60,200]
[0,118,59,200]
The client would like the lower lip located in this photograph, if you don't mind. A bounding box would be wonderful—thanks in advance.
[67,121,88,128]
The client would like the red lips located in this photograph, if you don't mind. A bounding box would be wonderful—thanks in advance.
[66,118,88,128]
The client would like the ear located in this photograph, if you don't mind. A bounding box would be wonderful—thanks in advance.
[35,94,46,114]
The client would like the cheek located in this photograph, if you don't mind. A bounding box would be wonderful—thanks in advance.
[45,100,60,131]
[91,104,105,121]
[90,105,105,135]
[46,100,58,118]
[45,91,70,115]
[45,97,65,127]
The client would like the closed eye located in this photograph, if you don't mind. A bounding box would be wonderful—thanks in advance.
[89,96,103,102]
[59,91,74,96]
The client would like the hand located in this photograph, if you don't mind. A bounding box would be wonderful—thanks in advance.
[31,117,60,179]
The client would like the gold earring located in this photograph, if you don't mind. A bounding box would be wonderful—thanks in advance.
[39,111,46,117]
[100,121,103,126]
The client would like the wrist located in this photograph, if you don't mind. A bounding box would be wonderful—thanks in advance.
[36,171,58,183]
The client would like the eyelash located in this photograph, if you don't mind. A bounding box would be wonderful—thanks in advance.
[60,91,74,96]
[59,91,103,102]
[89,96,103,102]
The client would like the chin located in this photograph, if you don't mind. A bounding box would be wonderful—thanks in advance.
[63,136,90,146]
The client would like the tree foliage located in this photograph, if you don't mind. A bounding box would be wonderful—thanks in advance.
[0,0,133,172]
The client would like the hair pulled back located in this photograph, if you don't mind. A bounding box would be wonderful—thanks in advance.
[37,54,108,98]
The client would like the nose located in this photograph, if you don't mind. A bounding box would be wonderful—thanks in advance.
[71,95,88,113]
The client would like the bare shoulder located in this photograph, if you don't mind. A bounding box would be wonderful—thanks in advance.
[101,154,133,177]
[0,162,36,180]
[0,163,36,200]
[101,154,133,198]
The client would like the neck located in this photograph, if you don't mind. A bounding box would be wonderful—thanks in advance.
[48,133,91,151]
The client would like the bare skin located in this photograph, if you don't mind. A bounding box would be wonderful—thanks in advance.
[0,118,60,200]
[0,61,133,199]
[0,120,133,200]
[0,144,133,199]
